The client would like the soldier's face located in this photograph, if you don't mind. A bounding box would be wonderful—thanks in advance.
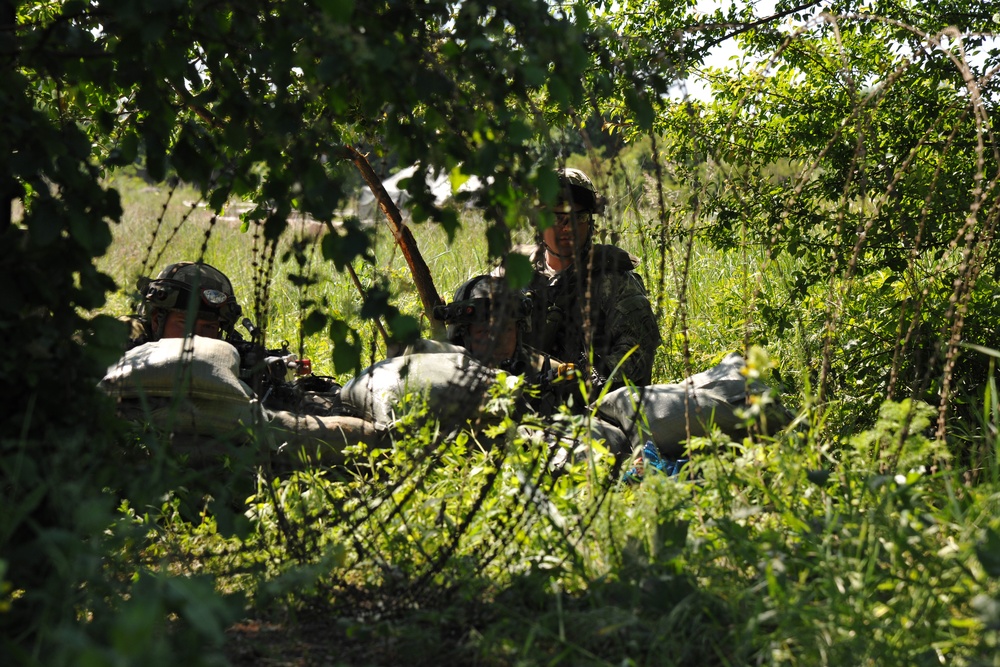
[466,320,517,366]
[157,310,221,339]
[542,203,591,258]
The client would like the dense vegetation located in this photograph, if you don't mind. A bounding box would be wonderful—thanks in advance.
[2,0,1000,665]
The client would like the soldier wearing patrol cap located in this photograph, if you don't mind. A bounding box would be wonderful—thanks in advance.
[502,167,662,393]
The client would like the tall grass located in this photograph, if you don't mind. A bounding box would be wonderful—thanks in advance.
[99,172,504,379]
[92,165,1000,667]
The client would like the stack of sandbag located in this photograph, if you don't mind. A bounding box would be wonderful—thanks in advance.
[100,336,386,467]
[593,352,786,458]
[100,336,264,439]
[339,350,502,431]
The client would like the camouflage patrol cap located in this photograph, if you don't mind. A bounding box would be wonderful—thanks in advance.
[555,167,606,215]
[138,261,242,333]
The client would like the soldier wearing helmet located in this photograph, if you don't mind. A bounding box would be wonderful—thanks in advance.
[500,167,662,394]
[126,261,243,348]
[108,262,387,467]
[431,274,586,416]
[434,274,535,372]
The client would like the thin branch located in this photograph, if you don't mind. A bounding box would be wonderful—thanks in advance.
[698,1,826,52]
[343,145,445,338]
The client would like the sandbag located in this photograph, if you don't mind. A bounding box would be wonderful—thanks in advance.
[100,336,263,438]
[594,353,763,458]
[266,411,389,471]
[595,384,745,459]
[340,352,498,429]
[519,413,628,454]
[518,413,628,473]
[685,351,768,402]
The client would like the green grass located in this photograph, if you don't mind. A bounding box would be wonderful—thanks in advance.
[97,171,793,385]
[86,169,1000,667]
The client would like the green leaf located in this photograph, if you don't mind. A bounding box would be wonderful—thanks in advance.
[25,200,63,246]
[321,221,372,270]
[166,575,238,643]
[330,318,362,375]
[624,88,654,130]
[807,469,832,486]
[503,253,534,289]
[387,313,420,345]
[437,208,460,243]
[84,314,129,367]
[302,309,327,337]
[535,169,560,204]
[359,288,391,320]
[486,223,510,258]
[107,133,139,167]
[440,40,461,59]
[547,77,571,108]
[208,185,231,213]
[263,212,288,242]
[977,527,1000,578]
[449,165,470,193]
[507,120,532,144]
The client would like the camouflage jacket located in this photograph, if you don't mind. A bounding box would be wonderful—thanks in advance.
[510,243,662,388]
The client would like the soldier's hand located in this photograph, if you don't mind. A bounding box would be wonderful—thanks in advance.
[555,362,578,382]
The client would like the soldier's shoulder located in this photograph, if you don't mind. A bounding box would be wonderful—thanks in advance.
[591,244,640,272]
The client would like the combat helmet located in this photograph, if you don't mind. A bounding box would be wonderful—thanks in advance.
[434,275,531,347]
[137,262,242,339]
[555,167,606,215]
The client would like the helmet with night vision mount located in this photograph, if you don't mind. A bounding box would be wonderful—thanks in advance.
[137,262,242,340]
[434,275,532,347]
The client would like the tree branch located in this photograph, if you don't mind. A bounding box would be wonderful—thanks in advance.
[344,146,445,338]
[699,1,826,52]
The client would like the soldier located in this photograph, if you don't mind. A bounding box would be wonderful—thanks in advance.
[105,261,383,469]
[431,274,587,416]
[502,168,662,394]
[124,261,242,348]
[435,274,537,373]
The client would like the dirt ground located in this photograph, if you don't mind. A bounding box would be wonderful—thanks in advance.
[223,608,480,667]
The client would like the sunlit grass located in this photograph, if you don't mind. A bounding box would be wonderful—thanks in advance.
[97,169,809,387]
[90,168,1000,667]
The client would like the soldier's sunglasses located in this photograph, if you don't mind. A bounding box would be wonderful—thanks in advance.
[552,210,591,226]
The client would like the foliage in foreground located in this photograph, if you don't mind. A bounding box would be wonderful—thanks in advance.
[109,382,1000,667]
[3,0,1000,664]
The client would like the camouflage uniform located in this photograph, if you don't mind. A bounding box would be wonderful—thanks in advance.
[513,241,661,389]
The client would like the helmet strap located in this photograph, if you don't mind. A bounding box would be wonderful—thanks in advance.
[150,309,168,341]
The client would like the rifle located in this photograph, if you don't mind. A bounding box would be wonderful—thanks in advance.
[230,317,340,414]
